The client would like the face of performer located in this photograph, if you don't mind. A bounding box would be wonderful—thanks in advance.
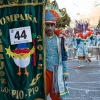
[45,22,56,35]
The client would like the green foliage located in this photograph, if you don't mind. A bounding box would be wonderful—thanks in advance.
[56,13,71,28]
[97,20,100,27]
[95,4,100,7]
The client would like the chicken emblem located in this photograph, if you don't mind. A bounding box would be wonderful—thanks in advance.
[5,43,35,76]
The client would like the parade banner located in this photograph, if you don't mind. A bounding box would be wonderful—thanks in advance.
[0,0,46,100]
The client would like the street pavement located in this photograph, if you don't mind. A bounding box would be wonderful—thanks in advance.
[47,56,100,100]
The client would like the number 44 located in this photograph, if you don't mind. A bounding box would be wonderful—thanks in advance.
[15,30,27,40]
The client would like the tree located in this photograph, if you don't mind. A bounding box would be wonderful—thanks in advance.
[97,19,100,28]
[56,13,71,28]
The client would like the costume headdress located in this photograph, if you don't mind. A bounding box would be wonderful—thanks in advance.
[45,2,62,23]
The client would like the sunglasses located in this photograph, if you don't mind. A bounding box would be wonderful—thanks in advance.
[45,23,55,27]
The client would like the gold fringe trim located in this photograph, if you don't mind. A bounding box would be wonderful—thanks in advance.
[60,90,69,95]
[0,2,45,8]
[42,4,46,100]
[34,98,44,100]
[63,72,69,75]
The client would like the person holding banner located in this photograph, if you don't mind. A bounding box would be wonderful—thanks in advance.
[45,4,70,100]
